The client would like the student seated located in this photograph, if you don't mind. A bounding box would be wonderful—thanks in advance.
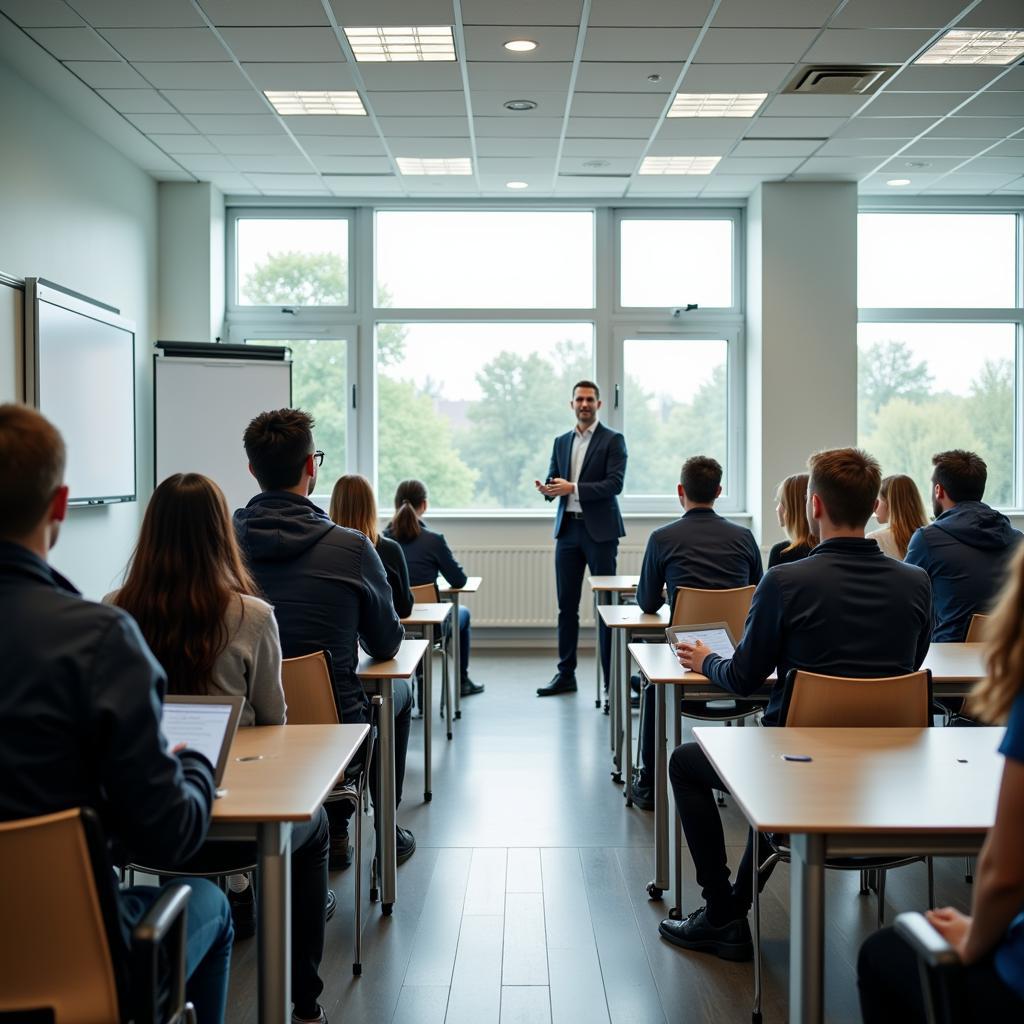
[664,448,932,960]
[632,456,763,810]
[0,405,233,1022]
[868,473,927,560]
[858,543,1024,1022]
[767,472,816,568]
[330,474,414,618]
[905,450,1021,641]
[385,479,482,697]
[110,473,331,1023]
[234,409,414,872]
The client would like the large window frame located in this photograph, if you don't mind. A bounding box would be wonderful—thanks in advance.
[226,202,746,515]
[857,201,1024,512]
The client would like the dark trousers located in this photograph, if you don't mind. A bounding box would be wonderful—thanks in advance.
[669,740,765,921]
[858,926,1024,1023]
[442,605,472,681]
[555,516,618,684]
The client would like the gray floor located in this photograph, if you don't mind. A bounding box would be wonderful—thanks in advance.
[224,651,971,1024]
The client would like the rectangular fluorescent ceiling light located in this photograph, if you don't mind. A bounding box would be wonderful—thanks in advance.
[264,91,366,115]
[639,156,721,175]
[397,157,472,175]
[916,29,1024,65]
[668,93,767,117]
[345,26,456,62]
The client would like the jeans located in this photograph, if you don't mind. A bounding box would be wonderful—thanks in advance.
[442,605,472,681]
[120,878,233,1023]
[858,926,1024,1023]
[555,517,618,684]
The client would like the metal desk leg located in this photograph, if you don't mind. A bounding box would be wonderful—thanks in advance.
[789,833,826,1024]
[256,821,293,1024]
[623,629,633,804]
[378,677,397,913]
[670,683,683,919]
[648,683,669,900]
[452,593,462,720]
[594,590,606,708]
[444,618,454,741]
[610,625,621,774]
[423,624,433,802]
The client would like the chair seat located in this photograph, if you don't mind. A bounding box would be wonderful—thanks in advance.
[680,699,765,722]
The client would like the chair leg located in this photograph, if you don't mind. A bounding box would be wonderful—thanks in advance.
[715,790,727,807]
[926,857,935,910]
[752,858,763,1024]
[353,791,363,976]
[859,868,870,895]
[964,857,974,884]
[876,869,887,929]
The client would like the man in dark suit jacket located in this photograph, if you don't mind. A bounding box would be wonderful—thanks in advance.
[535,380,627,696]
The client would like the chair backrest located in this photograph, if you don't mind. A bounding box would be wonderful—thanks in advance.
[0,807,123,1023]
[411,582,439,604]
[782,670,932,727]
[671,585,756,640]
[964,613,989,643]
[281,650,340,725]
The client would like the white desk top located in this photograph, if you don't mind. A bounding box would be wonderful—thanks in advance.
[401,603,452,627]
[438,576,482,595]
[589,575,640,592]
[598,605,669,629]
[356,638,429,680]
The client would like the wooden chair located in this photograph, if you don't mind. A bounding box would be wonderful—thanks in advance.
[281,651,379,976]
[965,613,989,643]
[408,582,452,719]
[750,669,934,1024]
[410,583,439,604]
[0,807,194,1023]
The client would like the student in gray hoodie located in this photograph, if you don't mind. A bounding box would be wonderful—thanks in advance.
[905,449,1022,642]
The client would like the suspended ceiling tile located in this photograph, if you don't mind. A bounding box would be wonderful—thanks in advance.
[702,174,783,192]
[245,172,327,189]
[763,95,868,117]
[694,28,818,63]
[148,133,219,154]
[583,27,700,62]
[927,171,1023,189]
[309,155,393,173]
[161,90,270,115]
[292,135,389,155]
[205,173,259,192]
[329,0,454,25]
[864,93,972,117]
[588,0,710,27]
[366,91,468,116]
[359,63,463,90]
[561,138,648,156]
[732,138,823,156]
[477,172,553,189]
[683,63,794,92]
[570,92,668,117]
[882,156,980,174]
[475,116,564,137]
[476,156,555,174]
[377,115,469,136]
[716,156,805,174]
[831,0,969,29]
[467,62,573,91]
[626,175,704,194]
[574,61,679,93]
[715,0,836,29]
[927,116,1024,138]
[646,137,732,156]
[462,25,580,61]
[958,92,1024,117]
[64,60,149,87]
[803,28,934,64]
[176,154,239,173]
[25,27,120,59]
[555,175,630,194]
[72,0,205,27]
[385,136,473,157]
[200,0,330,26]
[149,169,195,180]
[216,27,344,62]
[96,88,176,113]
[815,137,913,156]
[656,117,750,139]
[470,91,568,117]
[833,116,935,137]
[747,116,848,137]
[963,156,1024,175]
[476,137,559,155]
[462,0,583,25]
[279,114,376,135]
[986,140,1024,157]
[130,61,249,89]
[559,155,639,174]
[229,154,316,173]
[566,115,659,138]
[0,0,83,27]
[797,156,885,176]
[96,27,226,61]
[957,0,1024,29]
[892,65,1011,91]
[206,134,302,154]
[242,62,357,91]
[123,112,196,133]
[900,138,995,156]
[402,177,482,194]
[187,113,283,133]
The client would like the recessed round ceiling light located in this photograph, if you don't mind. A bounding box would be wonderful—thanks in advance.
[647,73,662,83]
[583,159,610,168]
[504,99,538,111]
[886,178,912,186]
[505,180,529,190]
[905,160,930,168]
[504,39,537,52]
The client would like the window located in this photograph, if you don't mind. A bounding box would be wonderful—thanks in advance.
[375,211,594,308]
[376,323,594,509]
[858,210,1023,510]
[234,214,350,307]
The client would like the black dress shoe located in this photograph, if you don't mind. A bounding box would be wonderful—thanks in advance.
[659,907,753,962]
[228,885,256,940]
[329,831,351,872]
[460,677,484,696]
[325,889,337,922]
[630,772,654,811]
[397,826,416,864]
[537,674,577,696]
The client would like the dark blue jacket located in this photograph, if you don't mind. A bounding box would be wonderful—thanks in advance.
[701,537,933,726]
[234,492,403,717]
[905,501,1022,642]
[0,542,216,868]
[385,520,467,590]
[546,421,627,543]
[636,507,763,614]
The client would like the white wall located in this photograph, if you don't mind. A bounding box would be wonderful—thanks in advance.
[0,58,158,597]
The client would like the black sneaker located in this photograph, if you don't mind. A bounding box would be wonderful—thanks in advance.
[659,906,753,962]
[227,885,256,941]
[460,677,484,696]
[630,772,654,811]
[329,832,351,872]
[325,889,337,922]
[397,826,416,864]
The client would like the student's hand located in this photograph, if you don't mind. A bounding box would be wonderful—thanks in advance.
[925,907,973,962]
[676,640,710,675]
[171,742,187,755]
[545,477,574,497]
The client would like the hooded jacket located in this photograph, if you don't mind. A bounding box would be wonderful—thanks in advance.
[234,491,403,717]
[905,501,1022,642]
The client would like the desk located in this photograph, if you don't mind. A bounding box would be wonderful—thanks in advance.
[438,576,482,720]
[589,575,639,709]
[597,604,669,797]
[212,724,368,1024]
[356,638,429,913]
[401,603,454,799]
[695,726,1002,1024]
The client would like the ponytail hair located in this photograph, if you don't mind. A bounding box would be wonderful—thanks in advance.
[390,478,427,543]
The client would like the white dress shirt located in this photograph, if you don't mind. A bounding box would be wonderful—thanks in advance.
[566,422,596,513]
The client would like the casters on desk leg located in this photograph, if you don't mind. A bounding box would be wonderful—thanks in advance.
[625,797,633,808]
[647,882,663,901]
[447,730,453,741]
[424,791,432,802]
[715,790,726,807]
[752,1013,762,1024]
[382,902,393,916]
[603,700,610,715]
[370,886,379,902]
[611,770,622,784]
[595,698,601,708]
[455,710,462,720]
[353,963,362,977]
[370,857,379,903]
[668,906,682,920]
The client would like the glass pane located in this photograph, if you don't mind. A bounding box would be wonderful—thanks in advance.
[247,339,347,478]
[376,322,594,508]
[236,218,349,306]
[375,211,594,308]
[857,323,1016,508]
[623,338,729,496]
[858,213,1016,308]
[620,219,734,308]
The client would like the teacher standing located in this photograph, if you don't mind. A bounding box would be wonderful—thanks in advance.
[535,380,627,697]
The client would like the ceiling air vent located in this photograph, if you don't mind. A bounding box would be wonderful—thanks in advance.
[784,66,895,95]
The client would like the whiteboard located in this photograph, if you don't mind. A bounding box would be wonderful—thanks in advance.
[155,356,291,514]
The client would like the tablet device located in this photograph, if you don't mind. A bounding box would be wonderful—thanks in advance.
[161,695,244,788]
[664,621,737,660]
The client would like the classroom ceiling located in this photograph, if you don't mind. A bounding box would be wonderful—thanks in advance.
[2,0,1023,198]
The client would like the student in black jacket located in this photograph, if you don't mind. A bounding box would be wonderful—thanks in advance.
[632,456,762,808]
[0,405,233,1022]
[661,448,932,961]
[767,472,817,568]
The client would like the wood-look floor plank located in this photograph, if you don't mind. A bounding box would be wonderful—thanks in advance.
[502,892,548,986]
[506,848,543,894]
[501,986,552,1024]
[445,913,504,1024]
[464,847,508,917]
[392,984,449,1024]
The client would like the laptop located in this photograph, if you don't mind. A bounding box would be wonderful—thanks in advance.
[664,621,738,661]
[161,695,244,789]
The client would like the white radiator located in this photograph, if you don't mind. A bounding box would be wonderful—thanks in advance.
[450,546,645,627]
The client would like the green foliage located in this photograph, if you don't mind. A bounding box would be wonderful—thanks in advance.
[243,250,348,306]
[858,339,933,434]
